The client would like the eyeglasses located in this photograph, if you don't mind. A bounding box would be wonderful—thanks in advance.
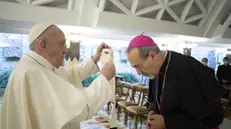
[133,51,149,69]
[133,59,146,69]
[59,40,67,49]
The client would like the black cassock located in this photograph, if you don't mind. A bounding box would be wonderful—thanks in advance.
[148,51,225,129]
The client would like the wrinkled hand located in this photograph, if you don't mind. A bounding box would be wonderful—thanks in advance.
[92,43,111,62]
[148,111,156,117]
[101,62,116,81]
[147,111,156,129]
[147,114,165,129]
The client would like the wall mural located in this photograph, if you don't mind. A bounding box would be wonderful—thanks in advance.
[191,46,226,70]
[0,33,24,88]
[208,50,216,69]
[3,39,22,58]
[0,33,228,88]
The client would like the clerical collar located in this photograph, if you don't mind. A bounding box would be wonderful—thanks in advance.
[159,51,170,74]
[26,51,55,71]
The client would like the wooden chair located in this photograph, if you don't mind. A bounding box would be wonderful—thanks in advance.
[222,89,231,117]
[129,83,144,102]
[115,76,125,96]
[124,87,150,127]
[115,81,131,105]
[225,116,231,120]
[117,84,143,121]
[107,81,130,114]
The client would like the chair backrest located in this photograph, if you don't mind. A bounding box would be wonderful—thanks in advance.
[116,81,131,99]
[130,84,143,104]
[133,83,145,87]
[140,87,149,107]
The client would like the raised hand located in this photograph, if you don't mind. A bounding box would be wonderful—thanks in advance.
[100,62,116,81]
[92,43,111,62]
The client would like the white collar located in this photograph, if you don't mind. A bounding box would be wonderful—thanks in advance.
[27,51,55,71]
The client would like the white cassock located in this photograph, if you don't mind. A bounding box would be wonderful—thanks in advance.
[0,51,113,129]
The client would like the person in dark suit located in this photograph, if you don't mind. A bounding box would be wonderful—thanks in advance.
[201,58,209,66]
[201,57,215,73]
[217,57,231,85]
[217,57,231,98]
[126,34,225,129]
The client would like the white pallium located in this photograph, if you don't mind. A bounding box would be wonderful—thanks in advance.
[100,49,117,128]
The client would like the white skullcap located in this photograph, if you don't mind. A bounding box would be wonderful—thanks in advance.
[28,23,54,44]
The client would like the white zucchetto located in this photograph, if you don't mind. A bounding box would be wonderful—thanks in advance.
[28,23,54,44]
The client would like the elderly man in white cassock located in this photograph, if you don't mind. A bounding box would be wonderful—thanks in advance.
[0,23,116,129]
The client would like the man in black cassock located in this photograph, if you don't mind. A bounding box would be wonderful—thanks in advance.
[126,34,225,129]
[201,57,215,74]
[217,57,231,86]
[216,57,231,99]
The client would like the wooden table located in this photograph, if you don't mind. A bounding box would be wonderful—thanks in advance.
[80,114,127,129]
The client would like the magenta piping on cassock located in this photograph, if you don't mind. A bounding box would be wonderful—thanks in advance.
[197,102,220,120]
[199,120,220,129]
[208,90,226,105]
[196,90,226,120]
[159,90,165,114]
[208,99,220,105]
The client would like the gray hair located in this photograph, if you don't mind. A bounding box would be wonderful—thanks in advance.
[30,39,40,50]
[126,46,160,59]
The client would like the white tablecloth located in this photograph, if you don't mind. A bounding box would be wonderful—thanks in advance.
[80,113,127,129]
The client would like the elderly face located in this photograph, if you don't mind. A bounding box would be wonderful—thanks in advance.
[44,26,68,68]
[127,48,160,79]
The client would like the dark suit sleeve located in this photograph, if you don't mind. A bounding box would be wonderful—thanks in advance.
[148,79,160,113]
[148,79,155,110]
[164,113,204,129]
[216,66,222,82]
[164,103,223,129]
[148,79,153,103]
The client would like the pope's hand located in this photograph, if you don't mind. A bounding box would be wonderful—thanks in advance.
[101,62,116,81]
[92,42,111,62]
